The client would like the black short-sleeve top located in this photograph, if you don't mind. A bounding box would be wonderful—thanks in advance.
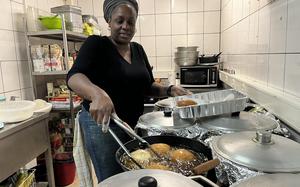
[67,35,155,126]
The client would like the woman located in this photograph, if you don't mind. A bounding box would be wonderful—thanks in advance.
[67,0,191,182]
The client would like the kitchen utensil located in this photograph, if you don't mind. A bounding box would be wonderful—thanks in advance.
[177,46,198,51]
[175,51,199,59]
[33,99,52,113]
[174,57,198,66]
[110,113,161,159]
[199,52,222,64]
[134,110,202,138]
[108,128,143,169]
[38,15,62,29]
[115,135,217,182]
[193,158,220,175]
[211,131,300,185]
[174,89,248,119]
[0,100,36,123]
[100,169,217,187]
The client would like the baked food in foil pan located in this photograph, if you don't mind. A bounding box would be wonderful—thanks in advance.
[174,89,249,119]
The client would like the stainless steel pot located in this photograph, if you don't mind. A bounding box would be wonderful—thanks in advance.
[231,173,300,187]
[99,169,218,187]
[210,131,300,185]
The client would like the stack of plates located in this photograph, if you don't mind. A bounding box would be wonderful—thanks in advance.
[174,46,199,66]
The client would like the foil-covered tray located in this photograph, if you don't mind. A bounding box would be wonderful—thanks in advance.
[174,89,249,119]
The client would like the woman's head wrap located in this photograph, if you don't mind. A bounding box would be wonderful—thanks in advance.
[103,0,139,23]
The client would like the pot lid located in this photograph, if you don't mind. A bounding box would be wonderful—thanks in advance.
[232,173,300,187]
[155,98,174,108]
[198,112,278,132]
[138,111,195,129]
[100,169,202,187]
[211,131,300,172]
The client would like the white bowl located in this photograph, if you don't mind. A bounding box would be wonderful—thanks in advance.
[0,100,36,123]
[33,99,52,113]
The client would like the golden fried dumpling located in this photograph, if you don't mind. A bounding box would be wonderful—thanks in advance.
[170,149,196,162]
[177,99,197,107]
[146,162,170,170]
[131,149,152,163]
[150,143,171,156]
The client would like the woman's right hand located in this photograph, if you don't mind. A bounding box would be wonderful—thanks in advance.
[89,91,115,133]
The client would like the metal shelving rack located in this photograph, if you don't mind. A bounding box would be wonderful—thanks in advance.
[24,14,87,144]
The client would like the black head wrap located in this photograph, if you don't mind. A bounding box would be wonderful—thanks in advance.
[103,0,139,23]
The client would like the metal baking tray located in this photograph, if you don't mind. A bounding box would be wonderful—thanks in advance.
[174,89,249,119]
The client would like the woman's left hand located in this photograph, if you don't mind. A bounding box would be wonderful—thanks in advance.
[170,85,193,96]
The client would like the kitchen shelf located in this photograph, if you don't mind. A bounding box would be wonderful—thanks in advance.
[27,30,87,42]
[32,71,68,76]
[51,104,81,112]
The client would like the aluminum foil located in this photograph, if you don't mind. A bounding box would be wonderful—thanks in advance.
[209,138,264,186]
[134,123,205,140]
[174,89,249,119]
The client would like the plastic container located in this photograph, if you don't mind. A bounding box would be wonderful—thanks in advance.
[33,99,52,113]
[53,153,76,186]
[38,15,62,29]
[0,100,36,123]
[51,5,83,33]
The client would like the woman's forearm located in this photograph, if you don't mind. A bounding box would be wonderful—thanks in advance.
[67,73,107,101]
[147,82,169,97]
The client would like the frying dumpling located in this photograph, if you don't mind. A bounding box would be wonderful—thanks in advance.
[150,143,171,156]
[170,149,196,162]
[177,99,197,107]
[131,149,152,163]
[146,162,170,171]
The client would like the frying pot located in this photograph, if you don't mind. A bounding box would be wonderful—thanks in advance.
[115,135,217,182]
[199,52,222,64]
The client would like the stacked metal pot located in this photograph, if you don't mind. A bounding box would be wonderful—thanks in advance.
[174,46,199,66]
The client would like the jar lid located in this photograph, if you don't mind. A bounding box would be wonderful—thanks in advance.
[211,131,300,172]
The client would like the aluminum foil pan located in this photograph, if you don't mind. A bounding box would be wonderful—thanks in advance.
[174,89,249,119]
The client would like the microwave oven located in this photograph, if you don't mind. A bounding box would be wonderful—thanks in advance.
[179,65,218,88]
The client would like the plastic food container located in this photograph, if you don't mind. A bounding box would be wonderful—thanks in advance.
[38,15,62,29]
[0,100,36,123]
[51,5,83,33]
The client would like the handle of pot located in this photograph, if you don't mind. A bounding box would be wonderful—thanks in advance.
[189,175,219,187]
[192,158,220,175]
[215,52,222,58]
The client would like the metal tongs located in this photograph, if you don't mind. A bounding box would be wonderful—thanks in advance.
[108,113,162,169]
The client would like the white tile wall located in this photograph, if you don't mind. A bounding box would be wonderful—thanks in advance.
[221,0,300,100]
[0,0,221,100]
[285,54,300,97]
[0,0,65,99]
[93,0,220,73]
